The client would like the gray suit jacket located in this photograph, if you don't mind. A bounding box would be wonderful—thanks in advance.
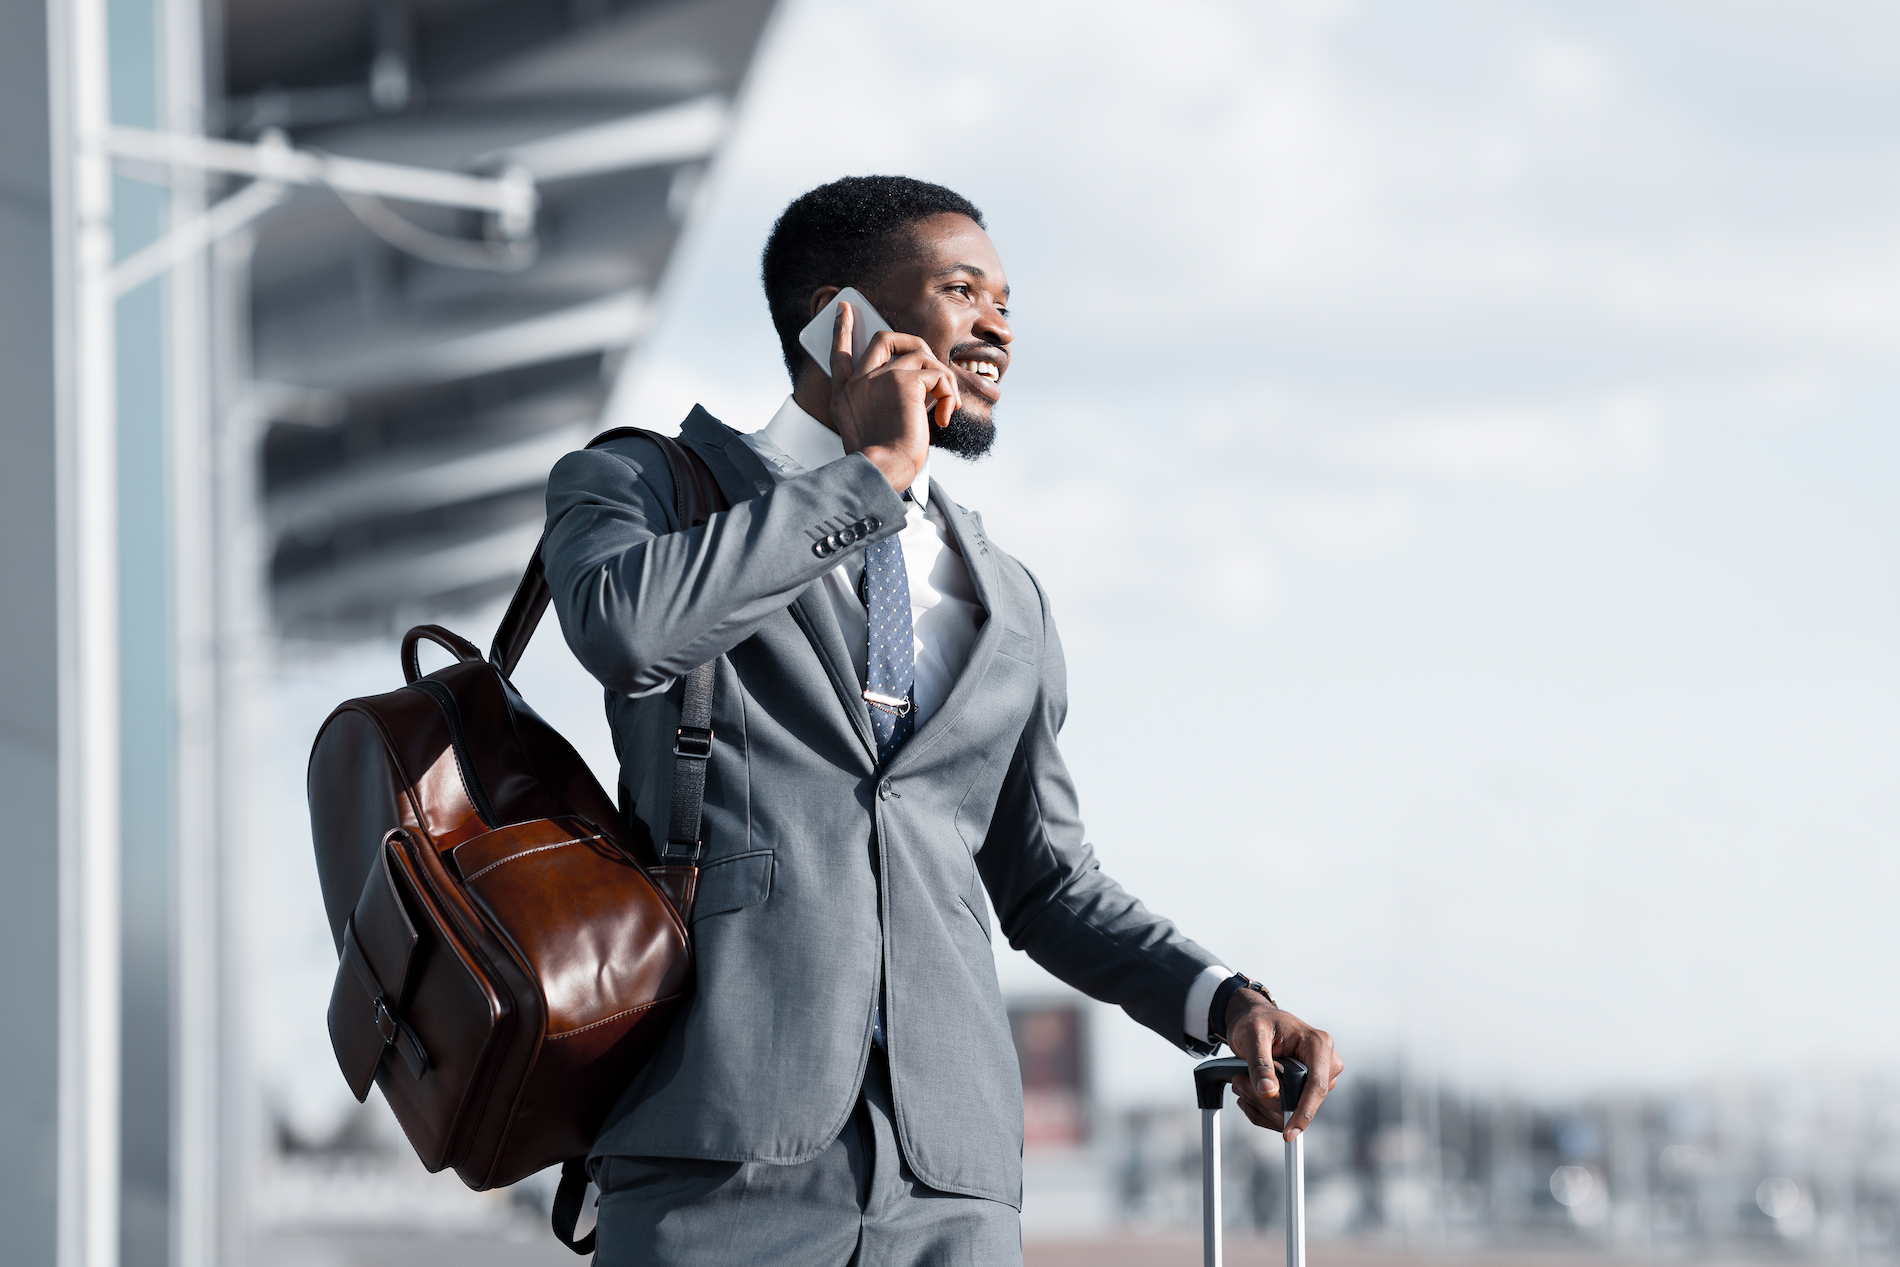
[543,406,1222,1207]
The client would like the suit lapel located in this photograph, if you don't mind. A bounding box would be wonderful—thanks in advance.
[789,589,878,758]
[678,405,877,763]
[886,481,1003,776]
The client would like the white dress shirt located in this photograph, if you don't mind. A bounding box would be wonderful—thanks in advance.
[742,396,984,729]
[1185,964,1235,1047]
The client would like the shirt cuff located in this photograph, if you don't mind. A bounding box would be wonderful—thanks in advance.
[1184,964,1233,1047]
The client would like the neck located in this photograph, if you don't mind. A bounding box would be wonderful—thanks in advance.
[791,369,838,434]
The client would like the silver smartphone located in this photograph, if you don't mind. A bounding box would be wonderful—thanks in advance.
[797,287,895,377]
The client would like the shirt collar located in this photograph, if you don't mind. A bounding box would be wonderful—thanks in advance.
[754,395,930,511]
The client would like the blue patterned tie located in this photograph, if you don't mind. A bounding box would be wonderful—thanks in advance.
[862,535,916,767]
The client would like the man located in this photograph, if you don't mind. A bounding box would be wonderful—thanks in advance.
[543,176,1342,1265]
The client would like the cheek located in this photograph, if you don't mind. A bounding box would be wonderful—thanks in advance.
[928,306,972,350]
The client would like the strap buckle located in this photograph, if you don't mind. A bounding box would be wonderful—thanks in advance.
[373,996,399,1045]
[673,726,712,759]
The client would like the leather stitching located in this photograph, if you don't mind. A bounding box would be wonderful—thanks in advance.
[459,833,602,883]
[545,992,680,1039]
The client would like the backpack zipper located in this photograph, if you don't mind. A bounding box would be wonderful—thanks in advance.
[411,678,501,829]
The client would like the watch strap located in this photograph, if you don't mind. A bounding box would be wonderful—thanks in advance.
[1208,973,1275,1044]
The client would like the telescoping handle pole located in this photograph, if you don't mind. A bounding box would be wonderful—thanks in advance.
[1282,1058,1308,1267]
[1193,1055,1311,1267]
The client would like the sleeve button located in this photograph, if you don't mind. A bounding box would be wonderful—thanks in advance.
[812,541,829,558]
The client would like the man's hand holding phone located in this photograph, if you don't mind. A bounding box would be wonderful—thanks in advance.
[828,300,959,494]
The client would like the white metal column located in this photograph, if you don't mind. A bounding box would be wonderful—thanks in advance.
[49,0,123,1262]
[161,0,220,1258]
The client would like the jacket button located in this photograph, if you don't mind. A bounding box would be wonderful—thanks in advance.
[838,526,858,544]
[878,778,894,800]
[812,540,830,558]
[864,516,880,532]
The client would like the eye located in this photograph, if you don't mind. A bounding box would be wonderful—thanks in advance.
[952,283,971,298]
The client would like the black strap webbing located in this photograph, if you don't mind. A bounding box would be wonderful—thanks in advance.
[550,1157,596,1255]
[646,429,727,864]
[665,662,715,859]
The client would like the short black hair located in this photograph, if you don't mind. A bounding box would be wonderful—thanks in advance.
[761,176,985,381]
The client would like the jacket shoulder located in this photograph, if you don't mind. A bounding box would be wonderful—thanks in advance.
[551,405,742,509]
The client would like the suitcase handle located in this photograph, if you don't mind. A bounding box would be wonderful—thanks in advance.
[1195,1055,1310,1267]
[1193,1054,1308,1114]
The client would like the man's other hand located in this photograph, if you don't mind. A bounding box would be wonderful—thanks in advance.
[829,300,959,492]
[1224,994,1344,1141]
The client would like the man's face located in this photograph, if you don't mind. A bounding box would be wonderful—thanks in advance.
[816,212,1013,457]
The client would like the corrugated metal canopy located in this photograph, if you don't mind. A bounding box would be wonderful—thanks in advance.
[223,0,777,638]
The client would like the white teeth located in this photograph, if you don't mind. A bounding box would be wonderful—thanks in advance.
[955,360,998,381]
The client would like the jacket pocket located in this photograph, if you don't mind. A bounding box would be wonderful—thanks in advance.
[689,850,774,922]
[958,863,992,942]
[997,628,1037,664]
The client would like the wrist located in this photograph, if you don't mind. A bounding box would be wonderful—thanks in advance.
[856,444,922,493]
[1210,973,1275,1044]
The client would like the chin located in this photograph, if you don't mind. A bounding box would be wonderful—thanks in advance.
[930,406,996,460]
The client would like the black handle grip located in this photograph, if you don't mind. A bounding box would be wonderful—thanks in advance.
[1193,1055,1311,1115]
[1279,1056,1309,1118]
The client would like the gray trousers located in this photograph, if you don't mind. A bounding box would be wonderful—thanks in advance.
[592,1051,1021,1266]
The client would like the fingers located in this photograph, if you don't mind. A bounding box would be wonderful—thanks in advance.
[1232,1084,1284,1132]
[855,329,917,372]
[1283,1029,1341,1142]
[928,365,960,427]
[851,330,960,422]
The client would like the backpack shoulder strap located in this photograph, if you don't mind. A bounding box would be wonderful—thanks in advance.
[487,426,730,676]
[641,430,728,864]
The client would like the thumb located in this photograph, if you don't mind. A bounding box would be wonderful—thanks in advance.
[829,302,855,382]
[1234,1022,1278,1101]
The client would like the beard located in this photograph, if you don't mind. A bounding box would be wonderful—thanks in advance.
[929,405,997,460]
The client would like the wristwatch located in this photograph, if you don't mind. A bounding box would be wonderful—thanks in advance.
[1208,973,1275,1045]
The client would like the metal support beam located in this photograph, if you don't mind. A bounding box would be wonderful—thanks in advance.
[102,124,540,288]
[112,178,282,299]
[105,125,537,226]
[160,0,223,1257]
[49,0,124,1263]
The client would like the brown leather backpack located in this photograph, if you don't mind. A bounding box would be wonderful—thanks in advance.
[306,428,728,1253]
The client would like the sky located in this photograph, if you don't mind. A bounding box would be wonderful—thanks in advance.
[267,0,1900,1132]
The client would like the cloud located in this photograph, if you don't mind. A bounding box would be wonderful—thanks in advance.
[1312,393,1663,486]
[1268,488,1420,566]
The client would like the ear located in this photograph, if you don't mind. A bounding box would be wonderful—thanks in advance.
[808,285,843,319]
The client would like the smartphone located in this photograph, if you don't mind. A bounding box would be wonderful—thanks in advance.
[797,287,895,378]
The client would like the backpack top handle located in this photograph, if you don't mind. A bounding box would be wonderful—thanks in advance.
[402,624,486,685]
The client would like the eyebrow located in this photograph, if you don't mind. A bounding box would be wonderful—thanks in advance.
[934,262,1010,301]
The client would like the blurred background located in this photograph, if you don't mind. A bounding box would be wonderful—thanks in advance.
[4,1,1897,1265]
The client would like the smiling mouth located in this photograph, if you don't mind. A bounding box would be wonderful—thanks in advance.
[953,359,1001,383]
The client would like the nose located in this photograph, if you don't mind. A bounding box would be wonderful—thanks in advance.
[975,299,1012,348]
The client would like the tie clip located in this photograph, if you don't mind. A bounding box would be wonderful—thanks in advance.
[862,689,912,717]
